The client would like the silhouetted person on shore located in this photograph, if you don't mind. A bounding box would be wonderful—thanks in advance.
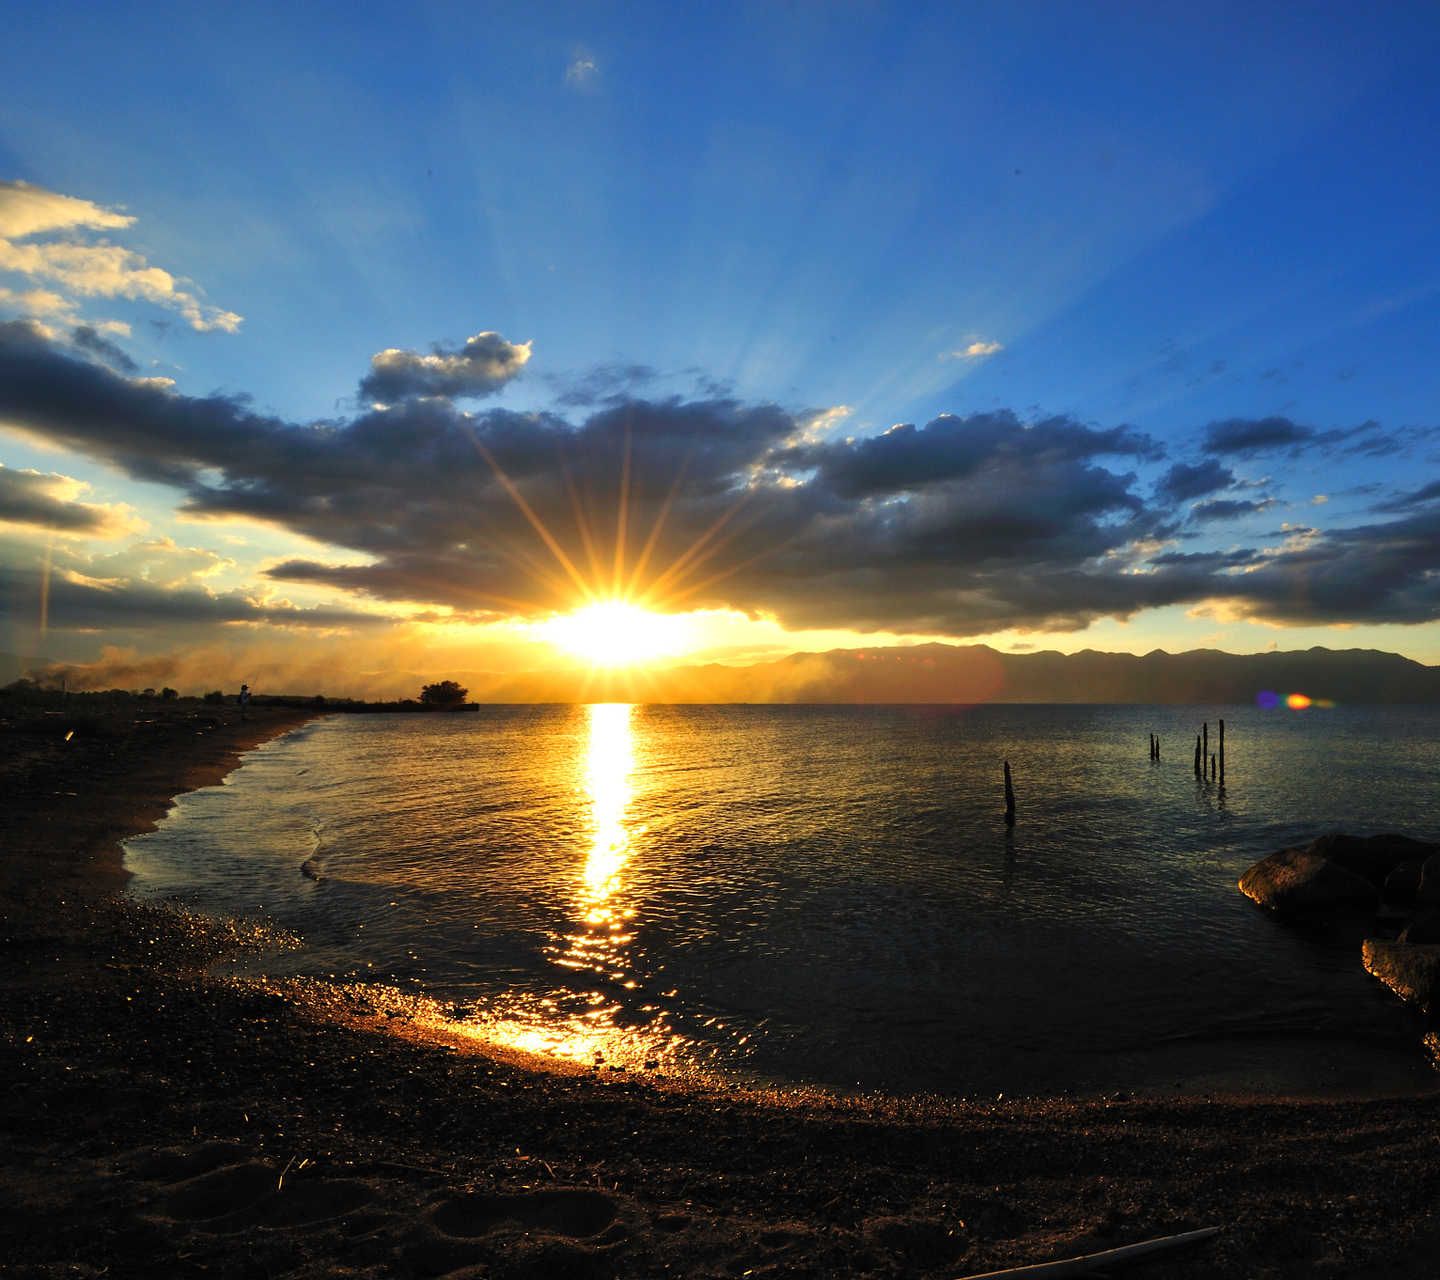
[239,684,250,721]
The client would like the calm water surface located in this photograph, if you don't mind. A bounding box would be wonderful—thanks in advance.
[123,704,1440,1096]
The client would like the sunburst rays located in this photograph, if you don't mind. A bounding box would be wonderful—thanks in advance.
[460,418,771,688]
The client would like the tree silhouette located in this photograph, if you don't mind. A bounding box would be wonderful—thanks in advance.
[419,680,468,707]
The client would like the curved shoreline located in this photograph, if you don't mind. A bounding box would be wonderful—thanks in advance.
[3,704,1440,1276]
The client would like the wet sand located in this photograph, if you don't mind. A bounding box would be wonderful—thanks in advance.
[2,703,1439,1279]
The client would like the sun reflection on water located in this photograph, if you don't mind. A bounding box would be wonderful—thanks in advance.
[464,703,689,1073]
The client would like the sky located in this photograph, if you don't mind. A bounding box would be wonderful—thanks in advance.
[4,1,1440,695]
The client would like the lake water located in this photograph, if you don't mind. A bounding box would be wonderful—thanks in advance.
[123,703,1440,1097]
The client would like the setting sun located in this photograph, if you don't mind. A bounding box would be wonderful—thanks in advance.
[540,602,689,667]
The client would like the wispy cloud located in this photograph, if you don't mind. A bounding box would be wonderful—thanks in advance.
[952,340,1003,359]
[565,46,598,87]
[0,180,241,333]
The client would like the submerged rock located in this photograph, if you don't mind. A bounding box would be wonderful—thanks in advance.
[1239,848,1380,913]
[1307,833,1440,886]
[1362,939,1440,1014]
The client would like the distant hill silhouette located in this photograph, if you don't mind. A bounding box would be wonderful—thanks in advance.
[375,643,1440,704]
[15,644,1440,704]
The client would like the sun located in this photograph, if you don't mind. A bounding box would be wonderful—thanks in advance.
[540,602,689,667]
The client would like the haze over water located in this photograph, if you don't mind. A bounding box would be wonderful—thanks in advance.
[124,704,1440,1097]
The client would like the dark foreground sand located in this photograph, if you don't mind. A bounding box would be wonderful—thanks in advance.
[3,705,1440,1279]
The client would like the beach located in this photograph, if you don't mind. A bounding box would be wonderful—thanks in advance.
[3,705,1439,1279]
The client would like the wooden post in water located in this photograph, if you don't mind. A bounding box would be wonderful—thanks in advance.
[1156,736,1160,759]
[1194,735,1202,775]
[1003,760,1016,824]
[1211,753,1217,781]
[1219,719,1225,785]
[1202,722,1208,769]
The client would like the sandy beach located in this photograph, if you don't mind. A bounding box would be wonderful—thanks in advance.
[3,704,1439,1279]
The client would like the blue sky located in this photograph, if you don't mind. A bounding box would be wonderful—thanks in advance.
[4,2,1440,691]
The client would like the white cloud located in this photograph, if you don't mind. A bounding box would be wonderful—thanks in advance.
[0,180,134,239]
[955,340,1004,359]
[0,285,72,319]
[0,179,242,332]
[566,46,598,86]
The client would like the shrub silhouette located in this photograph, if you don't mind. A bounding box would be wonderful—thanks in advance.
[203,690,224,704]
[419,680,468,707]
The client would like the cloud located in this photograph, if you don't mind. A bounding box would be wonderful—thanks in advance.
[70,324,137,374]
[953,341,1003,358]
[1200,416,1313,456]
[0,533,394,633]
[0,464,139,536]
[1189,496,1276,522]
[1156,459,1234,502]
[0,180,135,239]
[6,322,1440,636]
[1373,479,1440,513]
[565,46,598,87]
[0,180,241,333]
[358,331,531,402]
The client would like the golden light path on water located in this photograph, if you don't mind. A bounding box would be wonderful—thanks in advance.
[444,704,688,1074]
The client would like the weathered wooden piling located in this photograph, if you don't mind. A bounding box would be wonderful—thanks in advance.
[1003,760,1016,824]
[1202,722,1208,767]
[1219,719,1225,784]
[1194,735,1202,775]
[1210,753,1216,781]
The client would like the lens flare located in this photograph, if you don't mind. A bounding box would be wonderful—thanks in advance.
[1256,690,1280,709]
[1286,693,1312,710]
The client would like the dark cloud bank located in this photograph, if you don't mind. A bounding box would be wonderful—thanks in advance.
[3,320,1440,636]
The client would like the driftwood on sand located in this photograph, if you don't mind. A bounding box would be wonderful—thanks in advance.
[960,1226,1221,1277]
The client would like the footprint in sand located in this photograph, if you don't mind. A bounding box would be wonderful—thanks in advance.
[405,1189,619,1277]
[431,1190,617,1239]
[140,1146,378,1235]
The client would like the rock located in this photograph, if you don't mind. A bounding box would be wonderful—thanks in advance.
[1239,849,1380,912]
[1419,852,1440,909]
[1307,833,1440,886]
[1400,905,1440,945]
[1362,939,1440,1014]
[1383,860,1426,908]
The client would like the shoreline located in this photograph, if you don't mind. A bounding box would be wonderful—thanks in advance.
[3,708,1440,1276]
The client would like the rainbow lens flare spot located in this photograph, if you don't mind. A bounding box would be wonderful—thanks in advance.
[1256,690,1280,709]
[1286,693,1312,710]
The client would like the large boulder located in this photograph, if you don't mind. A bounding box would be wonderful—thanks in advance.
[1419,852,1440,909]
[1307,833,1440,886]
[1400,906,1440,945]
[1239,848,1380,912]
[1383,860,1427,908]
[1362,939,1440,1014]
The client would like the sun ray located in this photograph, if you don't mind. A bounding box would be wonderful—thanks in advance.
[624,448,693,603]
[636,487,753,608]
[611,412,633,600]
[560,449,607,597]
[460,423,598,606]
